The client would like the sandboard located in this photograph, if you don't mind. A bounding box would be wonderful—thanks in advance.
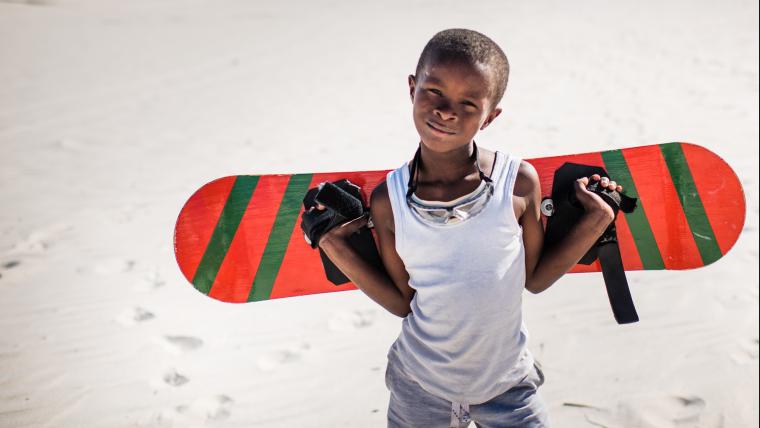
[174,142,745,304]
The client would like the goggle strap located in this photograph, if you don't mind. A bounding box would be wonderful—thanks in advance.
[406,142,490,198]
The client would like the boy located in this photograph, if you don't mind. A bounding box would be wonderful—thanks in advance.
[312,29,621,427]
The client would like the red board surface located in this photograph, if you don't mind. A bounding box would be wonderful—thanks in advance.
[174,143,745,303]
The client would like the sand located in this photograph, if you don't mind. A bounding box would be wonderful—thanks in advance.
[0,0,757,426]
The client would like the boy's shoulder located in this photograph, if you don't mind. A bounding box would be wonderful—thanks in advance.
[370,180,394,232]
[483,147,537,198]
[514,159,539,199]
[370,179,390,204]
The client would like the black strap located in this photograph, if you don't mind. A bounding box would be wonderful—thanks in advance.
[543,162,640,325]
[598,242,639,324]
[318,227,383,285]
[301,179,384,285]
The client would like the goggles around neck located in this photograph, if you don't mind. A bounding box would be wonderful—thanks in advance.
[406,143,495,226]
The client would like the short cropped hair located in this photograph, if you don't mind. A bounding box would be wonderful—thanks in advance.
[415,29,510,108]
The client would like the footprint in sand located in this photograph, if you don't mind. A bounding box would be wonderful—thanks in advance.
[163,368,190,387]
[671,395,706,424]
[90,257,136,275]
[256,343,311,371]
[9,225,70,255]
[2,260,21,269]
[327,309,376,332]
[115,307,155,326]
[161,335,204,354]
[176,395,234,421]
[11,235,49,254]
[0,260,22,280]
[730,337,759,364]
[579,395,709,427]
[144,395,234,427]
[133,269,166,292]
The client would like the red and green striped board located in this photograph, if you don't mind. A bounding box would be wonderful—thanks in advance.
[174,142,745,304]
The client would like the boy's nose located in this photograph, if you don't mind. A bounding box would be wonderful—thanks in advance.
[433,102,456,121]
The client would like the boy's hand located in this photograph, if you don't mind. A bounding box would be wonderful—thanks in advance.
[314,205,370,248]
[573,174,624,224]
[300,179,367,248]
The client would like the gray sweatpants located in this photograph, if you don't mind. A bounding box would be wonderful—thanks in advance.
[385,353,551,428]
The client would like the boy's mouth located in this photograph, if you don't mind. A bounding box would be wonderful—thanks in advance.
[426,120,456,135]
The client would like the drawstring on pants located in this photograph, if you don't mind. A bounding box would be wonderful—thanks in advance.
[450,401,471,427]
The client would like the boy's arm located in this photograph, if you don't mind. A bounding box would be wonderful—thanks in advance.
[518,161,618,294]
[318,181,415,317]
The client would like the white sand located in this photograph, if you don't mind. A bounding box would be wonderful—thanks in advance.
[0,0,757,426]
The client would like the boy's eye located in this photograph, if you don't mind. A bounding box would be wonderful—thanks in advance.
[427,88,443,96]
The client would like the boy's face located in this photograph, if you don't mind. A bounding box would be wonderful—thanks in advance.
[408,58,502,153]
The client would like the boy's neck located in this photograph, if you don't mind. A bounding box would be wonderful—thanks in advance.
[417,141,479,185]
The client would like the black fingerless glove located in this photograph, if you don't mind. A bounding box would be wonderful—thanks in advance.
[570,180,637,220]
[300,179,367,248]
[573,180,637,247]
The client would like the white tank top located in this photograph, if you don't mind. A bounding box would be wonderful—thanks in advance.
[386,150,534,405]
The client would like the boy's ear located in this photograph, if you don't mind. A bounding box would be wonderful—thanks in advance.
[480,107,503,130]
[408,75,416,102]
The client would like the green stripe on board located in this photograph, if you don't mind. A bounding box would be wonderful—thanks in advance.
[192,176,260,294]
[659,143,722,265]
[601,149,666,269]
[248,174,313,302]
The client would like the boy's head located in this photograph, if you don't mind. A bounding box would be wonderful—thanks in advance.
[415,29,509,108]
[409,29,509,151]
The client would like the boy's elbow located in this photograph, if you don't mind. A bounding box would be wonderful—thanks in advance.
[524,279,546,294]
[390,304,411,318]
[395,308,412,318]
[391,295,413,318]
[526,285,542,294]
